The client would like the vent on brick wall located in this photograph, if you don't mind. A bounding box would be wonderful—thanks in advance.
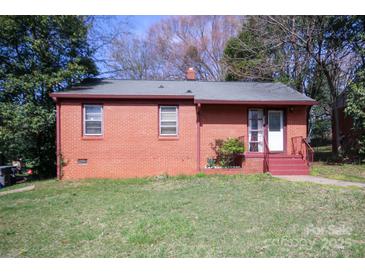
[77,159,88,165]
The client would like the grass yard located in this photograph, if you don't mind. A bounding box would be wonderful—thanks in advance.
[311,162,365,183]
[0,182,34,193]
[0,174,364,257]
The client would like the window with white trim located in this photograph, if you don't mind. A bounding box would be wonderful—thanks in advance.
[159,106,178,136]
[84,105,103,135]
[248,109,264,152]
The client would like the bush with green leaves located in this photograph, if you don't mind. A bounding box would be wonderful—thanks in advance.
[212,137,245,167]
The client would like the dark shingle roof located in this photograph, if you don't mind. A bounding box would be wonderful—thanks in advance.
[51,79,316,104]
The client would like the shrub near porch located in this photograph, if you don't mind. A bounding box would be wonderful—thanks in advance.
[208,137,245,168]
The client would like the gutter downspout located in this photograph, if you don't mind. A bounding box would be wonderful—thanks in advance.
[56,101,61,180]
[196,103,201,172]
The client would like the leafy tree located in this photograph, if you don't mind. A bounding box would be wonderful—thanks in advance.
[0,16,97,177]
[224,17,276,81]
[223,16,365,156]
[344,70,365,161]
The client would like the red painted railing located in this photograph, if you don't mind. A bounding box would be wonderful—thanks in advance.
[291,136,314,166]
[303,138,314,165]
[264,137,270,173]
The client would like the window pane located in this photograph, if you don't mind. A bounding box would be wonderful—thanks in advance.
[85,105,102,114]
[161,121,177,127]
[251,111,257,120]
[161,106,177,112]
[249,110,263,120]
[251,132,258,142]
[160,106,177,135]
[161,112,177,121]
[161,127,177,135]
[249,143,258,152]
[84,105,102,135]
[249,109,264,152]
[86,113,102,121]
[251,119,258,130]
[257,111,263,119]
[86,128,101,135]
[85,121,101,134]
[269,112,281,132]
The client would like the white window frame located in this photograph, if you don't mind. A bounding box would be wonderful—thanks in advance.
[248,108,264,153]
[159,106,178,136]
[83,104,103,136]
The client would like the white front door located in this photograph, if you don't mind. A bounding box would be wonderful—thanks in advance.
[268,110,284,152]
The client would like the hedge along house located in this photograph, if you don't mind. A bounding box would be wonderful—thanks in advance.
[50,69,317,180]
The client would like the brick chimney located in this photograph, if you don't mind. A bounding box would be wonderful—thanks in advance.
[186,67,196,81]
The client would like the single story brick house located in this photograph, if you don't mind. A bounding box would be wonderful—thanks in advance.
[51,70,317,180]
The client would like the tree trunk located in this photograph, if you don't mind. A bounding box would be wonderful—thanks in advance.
[331,103,341,155]
[306,106,312,139]
[322,66,340,156]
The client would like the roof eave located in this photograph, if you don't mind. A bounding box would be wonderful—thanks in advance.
[49,93,318,106]
[49,93,195,100]
[194,99,318,106]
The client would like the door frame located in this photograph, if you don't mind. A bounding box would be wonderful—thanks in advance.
[264,108,287,154]
[246,107,287,155]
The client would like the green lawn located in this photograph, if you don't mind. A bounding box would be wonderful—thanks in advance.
[0,182,33,193]
[0,174,364,257]
[311,162,365,183]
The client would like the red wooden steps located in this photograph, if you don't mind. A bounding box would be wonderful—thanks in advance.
[268,156,309,175]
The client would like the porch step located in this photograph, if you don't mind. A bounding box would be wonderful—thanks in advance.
[268,154,302,159]
[270,169,310,175]
[269,159,307,165]
[270,165,309,170]
[268,156,309,175]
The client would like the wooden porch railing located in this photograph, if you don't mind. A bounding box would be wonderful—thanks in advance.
[291,136,314,166]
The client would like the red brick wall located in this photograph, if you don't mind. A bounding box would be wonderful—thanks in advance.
[199,105,308,172]
[286,106,307,155]
[200,104,248,169]
[59,101,308,179]
[243,156,264,173]
[59,99,197,179]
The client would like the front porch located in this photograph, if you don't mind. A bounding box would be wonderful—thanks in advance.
[203,139,313,175]
[199,104,313,175]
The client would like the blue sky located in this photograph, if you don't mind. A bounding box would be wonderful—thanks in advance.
[129,16,165,35]
[92,16,167,75]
